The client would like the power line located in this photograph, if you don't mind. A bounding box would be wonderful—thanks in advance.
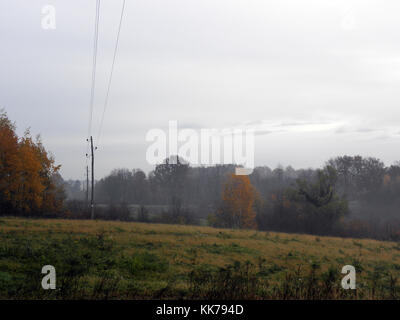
[83,0,126,217]
[87,0,101,142]
[96,0,126,148]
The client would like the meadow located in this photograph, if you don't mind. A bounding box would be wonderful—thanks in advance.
[1,217,400,299]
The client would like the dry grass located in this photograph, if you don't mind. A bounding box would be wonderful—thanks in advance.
[1,217,399,299]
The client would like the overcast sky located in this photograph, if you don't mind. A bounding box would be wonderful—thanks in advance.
[1,0,400,180]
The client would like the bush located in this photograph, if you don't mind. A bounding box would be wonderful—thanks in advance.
[65,200,90,219]
[103,203,131,221]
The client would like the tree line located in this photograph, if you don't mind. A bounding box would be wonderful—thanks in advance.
[2,111,400,240]
[64,154,400,240]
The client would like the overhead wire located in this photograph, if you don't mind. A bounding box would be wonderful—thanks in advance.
[84,0,126,184]
[85,0,101,182]
[88,0,101,141]
[96,0,126,148]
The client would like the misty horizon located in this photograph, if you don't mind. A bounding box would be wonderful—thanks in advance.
[2,0,400,180]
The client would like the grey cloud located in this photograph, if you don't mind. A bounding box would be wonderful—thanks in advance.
[2,0,400,178]
[254,130,273,136]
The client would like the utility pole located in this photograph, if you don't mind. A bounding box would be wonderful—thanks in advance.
[86,165,89,207]
[90,136,95,219]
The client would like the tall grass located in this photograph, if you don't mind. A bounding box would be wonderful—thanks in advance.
[1,217,400,299]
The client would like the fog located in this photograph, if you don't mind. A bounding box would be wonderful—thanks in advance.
[1,0,400,180]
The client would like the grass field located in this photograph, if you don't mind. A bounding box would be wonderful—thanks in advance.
[1,217,400,299]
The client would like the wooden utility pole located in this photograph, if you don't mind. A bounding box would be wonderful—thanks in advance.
[90,136,95,219]
[86,165,89,207]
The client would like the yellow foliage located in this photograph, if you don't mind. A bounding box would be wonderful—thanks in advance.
[217,174,258,229]
[0,111,62,215]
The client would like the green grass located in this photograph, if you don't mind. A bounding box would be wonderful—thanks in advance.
[0,217,400,299]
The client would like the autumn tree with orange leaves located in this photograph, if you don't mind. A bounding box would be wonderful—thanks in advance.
[0,110,64,215]
[211,173,258,229]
